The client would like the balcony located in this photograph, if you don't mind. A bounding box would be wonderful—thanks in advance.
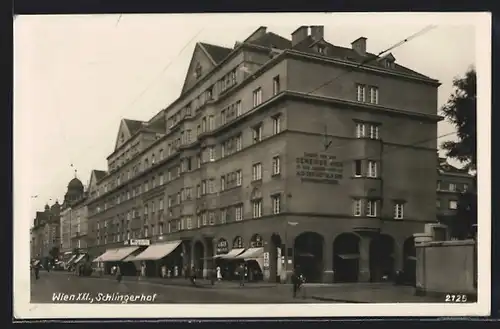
[349,216,382,234]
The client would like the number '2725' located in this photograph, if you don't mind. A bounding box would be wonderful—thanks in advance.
[445,294,468,302]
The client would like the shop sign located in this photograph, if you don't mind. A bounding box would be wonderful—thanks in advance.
[126,239,150,246]
[216,239,229,254]
[263,252,270,268]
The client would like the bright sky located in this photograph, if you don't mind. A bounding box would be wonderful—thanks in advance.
[14,13,477,220]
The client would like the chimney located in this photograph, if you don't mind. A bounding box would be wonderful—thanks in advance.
[351,37,367,56]
[310,26,324,41]
[292,26,309,47]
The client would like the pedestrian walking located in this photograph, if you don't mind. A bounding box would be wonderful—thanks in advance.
[238,264,245,287]
[190,266,197,285]
[216,266,222,282]
[291,268,304,298]
[116,265,122,283]
[33,261,40,280]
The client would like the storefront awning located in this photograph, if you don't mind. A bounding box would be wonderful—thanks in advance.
[74,254,86,264]
[125,240,181,262]
[234,247,264,260]
[66,254,77,264]
[337,254,360,260]
[93,246,139,262]
[218,248,245,259]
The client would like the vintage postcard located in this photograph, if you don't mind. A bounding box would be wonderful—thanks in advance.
[13,12,491,319]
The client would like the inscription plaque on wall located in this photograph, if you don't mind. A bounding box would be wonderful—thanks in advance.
[296,152,344,184]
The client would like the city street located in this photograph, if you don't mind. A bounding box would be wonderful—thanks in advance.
[30,270,320,304]
[30,270,449,304]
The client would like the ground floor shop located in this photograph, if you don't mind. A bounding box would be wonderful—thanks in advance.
[87,215,428,284]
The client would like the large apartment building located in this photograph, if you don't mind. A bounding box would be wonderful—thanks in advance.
[86,26,442,283]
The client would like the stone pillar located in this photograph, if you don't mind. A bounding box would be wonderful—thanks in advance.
[358,235,372,282]
[322,236,334,283]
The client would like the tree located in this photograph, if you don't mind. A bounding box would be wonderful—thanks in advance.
[440,67,477,239]
[441,67,477,172]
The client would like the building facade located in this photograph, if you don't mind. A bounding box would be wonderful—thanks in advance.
[86,25,442,283]
[31,202,61,260]
[60,178,87,253]
[436,157,475,234]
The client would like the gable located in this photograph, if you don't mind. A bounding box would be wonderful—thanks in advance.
[181,43,217,94]
[114,119,132,151]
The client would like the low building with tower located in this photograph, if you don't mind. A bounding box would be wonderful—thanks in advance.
[85,25,442,283]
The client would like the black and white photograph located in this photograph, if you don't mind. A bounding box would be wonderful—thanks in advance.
[14,12,491,318]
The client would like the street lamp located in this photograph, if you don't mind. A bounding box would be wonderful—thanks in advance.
[283,221,298,283]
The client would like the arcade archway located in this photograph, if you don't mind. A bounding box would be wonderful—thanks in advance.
[193,241,204,275]
[294,232,324,283]
[369,234,395,282]
[333,233,360,283]
[250,234,263,247]
[233,236,244,249]
[403,237,416,286]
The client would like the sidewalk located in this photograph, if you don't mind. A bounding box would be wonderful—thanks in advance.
[88,273,279,289]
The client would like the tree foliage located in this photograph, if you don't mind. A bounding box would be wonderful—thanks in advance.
[440,67,477,239]
[440,67,477,172]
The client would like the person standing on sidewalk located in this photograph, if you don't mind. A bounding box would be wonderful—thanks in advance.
[190,266,197,285]
[291,267,304,298]
[216,266,222,282]
[116,265,122,283]
[238,263,245,287]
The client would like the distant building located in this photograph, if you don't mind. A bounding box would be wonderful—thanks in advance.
[436,157,475,230]
[85,25,442,283]
[30,201,61,260]
[60,177,87,253]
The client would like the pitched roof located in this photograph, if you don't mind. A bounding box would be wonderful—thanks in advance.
[93,170,107,181]
[438,159,469,174]
[246,32,431,80]
[123,119,145,136]
[199,43,233,64]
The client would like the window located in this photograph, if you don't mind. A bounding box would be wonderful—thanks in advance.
[356,84,366,102]
[436,199,441,209]
[369,86,379,104]
[208,115,215,131]
[272,195,281,214]
[354,160,362,177]
[463,184,469,192]
[356,123,365,138]
[272,156,280,175]
[208,179,215,194]
[144,205,148,215]
[236,170,242,186]
[252,200,262,218]
[394,203,404,219]
[235,205,243,221]
[144,227,149,237]
[252,163,262,181]
[221,144,225,158]
[209,212,216,225]
[369,125,379,139]
[273,76,280,95]
[449,200,458,210]
[353,199,362,216]
[220,176,225,191]
[252,125,262,143]
[253,87,263,107]
[236,101,242,117]
[367,161,377,178]
[202,212,207,226]
[272,115,281,135]
[220,209,227,224]
[366,200,377,217]
[208,146,215,161]
[449,183,456,192]
[317,44,326,54]
[236,134,242,151]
